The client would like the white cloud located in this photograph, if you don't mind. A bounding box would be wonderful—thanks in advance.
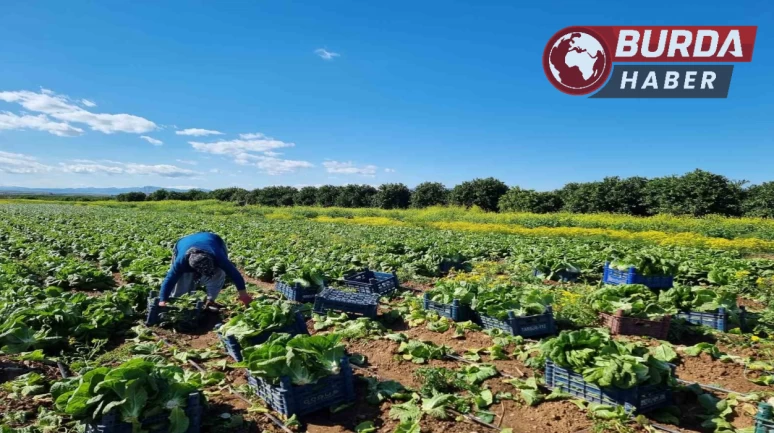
[176,128,223,137]
[0,89,157,134]
[140,135,163,146]
[80,99,96,107]
[323,160,378,176]
[315,48,340,60]
[0,151,53,174]
[176,159,198,166]
[209,168,219,173]
[384,168,396,173]
[0,111,84,137]
[253,156,313,175]
[190,133,313,175]
[59,160,198,177]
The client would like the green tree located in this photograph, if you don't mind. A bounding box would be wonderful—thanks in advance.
[743,182,774,217]
[254,186,298,206]
[147,189,170,201]
[373,183,411,209]
[645,169,744,216]
[295,186,319,206]
[116,192,146,202]
[211,187,248,202]
[450,177,508,212]
[316,185,341,207]
[336,184,377,208]
[410,182,449,208]
[498,187,562,213]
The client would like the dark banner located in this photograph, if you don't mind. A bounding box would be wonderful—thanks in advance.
[590,65,734,98]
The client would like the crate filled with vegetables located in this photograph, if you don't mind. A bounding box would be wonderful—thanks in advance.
[422,280,478,321]
[242,333,355,417]
[313,288,379,318]
[53,358,205,433]
[536,329,676,414]
[658,285,745,332]
[531,254,581,282]
[216,298,309,362]
[603,253,677,289]
[274,266,327,303]
[342,268,399,295]
[591,284,672,339]
[146,292,204,331]
[471,286,556,337]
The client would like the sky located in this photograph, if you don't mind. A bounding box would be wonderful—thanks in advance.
[0,1,771,191]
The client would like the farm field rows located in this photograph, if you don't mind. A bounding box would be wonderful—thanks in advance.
[3,203,774,433]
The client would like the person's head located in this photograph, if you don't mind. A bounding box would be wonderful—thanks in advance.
[187,248,216,278]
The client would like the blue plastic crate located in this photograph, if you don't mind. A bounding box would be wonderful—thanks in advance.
[603,262,674,289]
[532,269,579,283]
[675,307,747,332]
[343,269,399,295]
[422,293,471,322]
[145,293,204,328]
[313,288,379,318]
[216,311,309,362]
[474,306,556,338]
[755,403,774,433]
[247,357,355,416]
[274,281,319,303]
[85,392,202,433]
[544,359,673,414]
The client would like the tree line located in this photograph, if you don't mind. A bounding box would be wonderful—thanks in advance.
[116,169,774,218]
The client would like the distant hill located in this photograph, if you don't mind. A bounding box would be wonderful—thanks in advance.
[0,186,203,196]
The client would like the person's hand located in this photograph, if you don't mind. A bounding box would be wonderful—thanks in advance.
[158,301,167,307]
[238,291,253,306]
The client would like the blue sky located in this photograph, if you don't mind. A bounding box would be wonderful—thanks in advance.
[0,1,770,191]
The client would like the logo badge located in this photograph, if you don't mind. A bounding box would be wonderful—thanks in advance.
[543,27,612,96]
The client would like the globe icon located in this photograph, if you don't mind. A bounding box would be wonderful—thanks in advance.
[547,31,607,91]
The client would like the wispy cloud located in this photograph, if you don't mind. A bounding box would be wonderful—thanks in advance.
[190,133,313,175]
[80,99,96,107]
[323,160,377,177]
[59,160,198,177]
[0,151,53,174]
[176,159,198,166]
[0,112,83,137]
[176,128,223,137]
[140,135,163,146]
[0,89,157,135]
[315,48,340,60]
[384,168,396,173]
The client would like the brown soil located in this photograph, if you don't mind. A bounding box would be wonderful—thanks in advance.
[0,357,62,427]
[738,297,766,311]
[675,352,769,394]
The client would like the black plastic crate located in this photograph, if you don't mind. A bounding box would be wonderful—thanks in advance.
[274,281,320,303]
[146,292,204,328]
[603,262,674,289]
[343,269,399,295]
[85,392,202,433]
[216,311,309,362]
[474,306,556,338]
[532,269,579,283]
[544,359,672,414]
[247,357,355,417]
[675,307,747,333]
[422,293,471,322]
[313,288,378,318]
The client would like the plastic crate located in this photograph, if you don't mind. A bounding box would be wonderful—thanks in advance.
[675,307,747,333]
[343,269,399,295]
[422,293,471,322]
[474,306,556,338]
[313,288,379,318]
[85,392,202,433]
[755,403,774,433]
[274,281,319,303]
[532,269,579,283]
[544,359,672,414]
[247,357,355,417]
[603,262,674,289]
[145,292,204,328]
[216,311,309,362]
[600,310,671,340]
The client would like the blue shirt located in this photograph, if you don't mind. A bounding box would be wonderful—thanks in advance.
[159,232,246,301]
